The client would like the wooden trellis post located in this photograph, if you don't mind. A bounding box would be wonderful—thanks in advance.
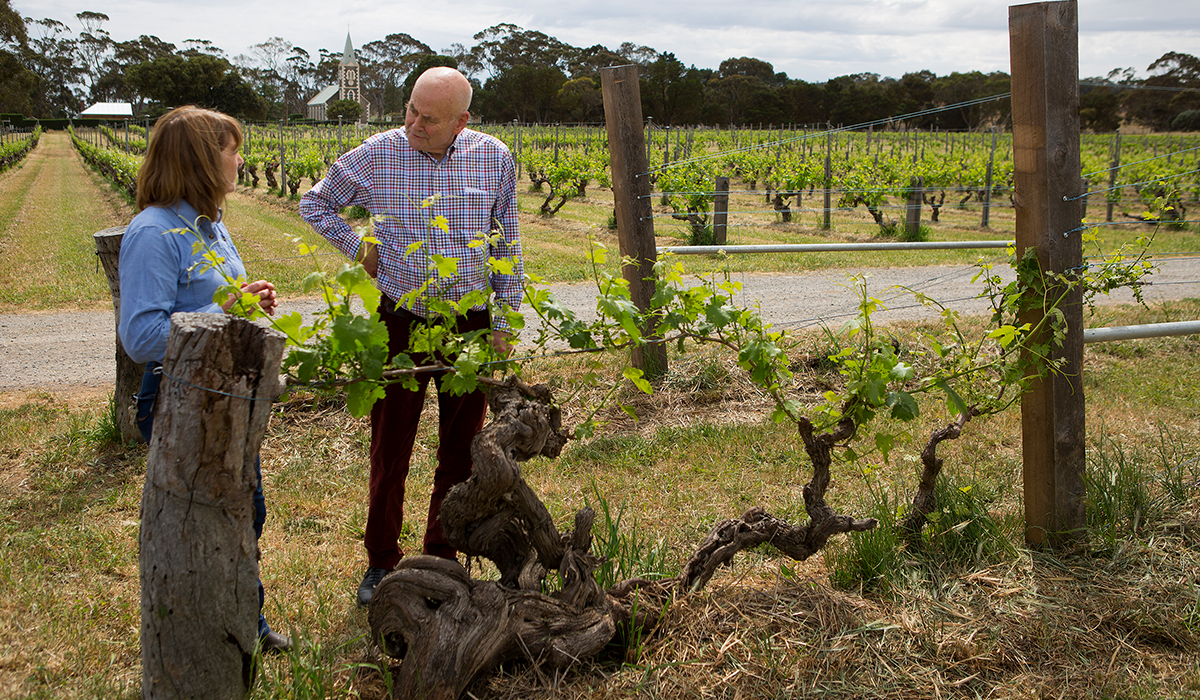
[904,176,923,238]
[1009,0,1086,546]
[981,128,998,228]
[713,176,730,245]
[140,313,285,698]
[822,131,833,230]
[600,64,667,379]
[93,225,144,444]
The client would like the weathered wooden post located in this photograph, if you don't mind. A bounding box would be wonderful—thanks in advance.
[713,176,730,245]
[278,119,287,196]
[140,313,285,699]
[1105,132,1121,223]
[513,119,521,182]
[905,176,924,238]
[1009,0,1086,546]
[822,130,833,230]
[600,64,667,379]
[981,127,998,228]
[93,225,144,443]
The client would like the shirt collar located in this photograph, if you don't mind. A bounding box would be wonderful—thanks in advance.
[403,128,465,163]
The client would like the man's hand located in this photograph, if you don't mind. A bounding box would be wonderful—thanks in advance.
[491,330,514,357]
[224,279,278,316]
[358,240,379,278]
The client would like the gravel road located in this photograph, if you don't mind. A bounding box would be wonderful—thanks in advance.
[3,259,1198,397]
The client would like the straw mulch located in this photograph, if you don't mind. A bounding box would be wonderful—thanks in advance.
[467,519,1199,699]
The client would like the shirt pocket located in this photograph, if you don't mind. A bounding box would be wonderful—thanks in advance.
[452,188,497,236]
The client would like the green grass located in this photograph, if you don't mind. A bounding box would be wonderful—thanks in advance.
[0,131,134,309]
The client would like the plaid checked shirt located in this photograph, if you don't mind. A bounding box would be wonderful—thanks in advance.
[299,127,522,331]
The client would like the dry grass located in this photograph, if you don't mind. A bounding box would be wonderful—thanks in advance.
[2,134,1199,699]
[4,302,1199,699]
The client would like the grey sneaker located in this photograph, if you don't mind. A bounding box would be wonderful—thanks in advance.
[356,566,391,607]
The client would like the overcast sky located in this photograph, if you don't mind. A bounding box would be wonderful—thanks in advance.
[19,0,1200,83]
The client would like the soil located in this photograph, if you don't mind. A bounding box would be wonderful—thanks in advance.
[2,258,1198,407]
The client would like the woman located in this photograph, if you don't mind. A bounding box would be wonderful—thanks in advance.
[117,105,289,653]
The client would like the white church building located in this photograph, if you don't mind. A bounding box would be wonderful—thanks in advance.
[306,34,371,121]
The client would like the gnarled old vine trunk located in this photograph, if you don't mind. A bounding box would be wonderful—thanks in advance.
[368,379,881,700]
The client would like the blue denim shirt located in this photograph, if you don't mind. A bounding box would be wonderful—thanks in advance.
[118,201,247,364]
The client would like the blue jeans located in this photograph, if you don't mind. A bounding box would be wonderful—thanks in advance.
[138,362,273,638]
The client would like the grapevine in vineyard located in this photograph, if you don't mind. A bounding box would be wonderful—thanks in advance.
[0,126,41,172]
[71,116,1200,244]
[70,125,140,199]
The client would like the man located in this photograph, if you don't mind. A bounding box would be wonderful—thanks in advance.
[299,67,522,606]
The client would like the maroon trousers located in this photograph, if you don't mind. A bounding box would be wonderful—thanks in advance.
[363,306,490,570]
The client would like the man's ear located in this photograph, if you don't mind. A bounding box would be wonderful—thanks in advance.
[453,111,470,134]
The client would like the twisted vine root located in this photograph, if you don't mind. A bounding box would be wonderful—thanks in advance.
[367,555,615,700]
[367,383,880,700]
[369,377,612,700]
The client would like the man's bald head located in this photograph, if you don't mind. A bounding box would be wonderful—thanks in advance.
[413,67,472,116]
[405,67,472,159]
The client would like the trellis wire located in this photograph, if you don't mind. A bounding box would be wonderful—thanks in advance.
[1081,144,1200,178]
[1061,219,1200,236]
[641,93,1013,175]
[1066,167,1200,202]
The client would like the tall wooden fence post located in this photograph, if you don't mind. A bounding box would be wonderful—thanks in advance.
[278,120,287,196]
[601,64,667,379]
[822,131,833,230]
[905,176,924,238]
[93,225,145,443]
[1105,132,1121,223]
[1010,0,1086,546]
[140,313,285,698]
[713,176,730,245]
[981,128,998,228]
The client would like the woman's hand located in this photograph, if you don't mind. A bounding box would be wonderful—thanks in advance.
[223,279,278,316]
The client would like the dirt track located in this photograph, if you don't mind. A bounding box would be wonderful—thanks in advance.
[3,258,1198,402]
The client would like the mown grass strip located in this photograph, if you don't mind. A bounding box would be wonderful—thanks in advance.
[0,131,133,310]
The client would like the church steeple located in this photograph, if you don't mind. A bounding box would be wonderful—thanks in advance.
[338,32,363,117]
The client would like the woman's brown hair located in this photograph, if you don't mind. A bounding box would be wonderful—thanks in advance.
[136,106,243,221]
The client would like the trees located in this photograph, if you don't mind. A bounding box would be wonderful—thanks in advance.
[1079,80,1123,133]
[9,14,1200,134]
[470,24,572,80]
[557,77,603,122]
[1172,110,1200,131]
[22,17,83,118]
[930,71,1011,130]
[125,53,265,119]
[73,11,114,102]
[486,64,567,122]
[325,98,362,121]
[1123,52,1200,131]
[0,0,36,114]
[642,53,705,126]
[719,56,776,83]
[360,33,432,117]
[91,34,176,111]
[242,37,317,119]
